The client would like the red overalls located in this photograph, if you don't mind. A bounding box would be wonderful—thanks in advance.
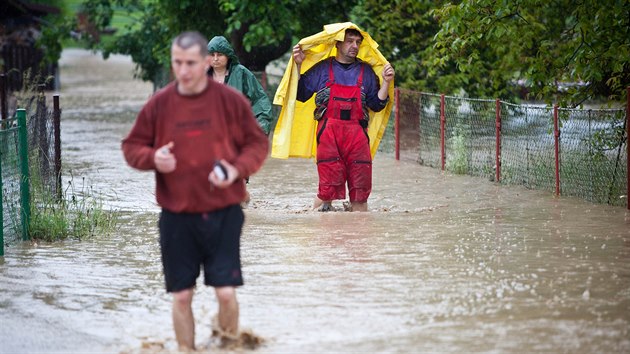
[316,60,372,203]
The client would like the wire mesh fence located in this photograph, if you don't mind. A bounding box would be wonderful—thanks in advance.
[558,108,627,205]
[1,115,26,252]
[501,103,556,192]
[1,92,61,254]
[27,95,59,199]
[264,73,626,208]
[384,88,628,208]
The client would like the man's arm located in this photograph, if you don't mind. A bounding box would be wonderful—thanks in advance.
[231,95,270,179]
[364,64,393,112]
[293,44,310,102]
[244,69,273,135]
[292,44,320,103]
[378,63,395,100]
[293,44,305,78]
[121,106,159,171]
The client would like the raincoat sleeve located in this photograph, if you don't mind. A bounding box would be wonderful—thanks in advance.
[243,69,273,135]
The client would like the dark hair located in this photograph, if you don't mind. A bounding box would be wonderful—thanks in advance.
[172,31,208,56]
[345,28,363,40]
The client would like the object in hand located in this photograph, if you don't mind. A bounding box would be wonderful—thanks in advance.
[213,161,227,181]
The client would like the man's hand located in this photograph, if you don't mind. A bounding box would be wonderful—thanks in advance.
[154,141,176,173]
[377,63,396,100]
[382,63,395,83]
[208,159,240,188]
[292,44,305,65]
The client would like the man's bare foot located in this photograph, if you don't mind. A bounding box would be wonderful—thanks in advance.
[313,197,332,211]
[318,202,332,212]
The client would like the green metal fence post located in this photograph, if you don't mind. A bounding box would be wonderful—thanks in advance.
[0,134,4,256]
[17,109,30,241]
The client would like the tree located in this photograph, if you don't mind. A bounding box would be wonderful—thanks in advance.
[430,0,630,105]
[77,0,227,86]
[351,0,448,93]
[39,0,358,87]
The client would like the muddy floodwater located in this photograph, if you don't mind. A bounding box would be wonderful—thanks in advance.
[1,49,629,353]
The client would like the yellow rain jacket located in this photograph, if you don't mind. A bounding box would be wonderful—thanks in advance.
[271,22,394,159]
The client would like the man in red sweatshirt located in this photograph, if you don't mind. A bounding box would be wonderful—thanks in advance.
[121,31,268,351]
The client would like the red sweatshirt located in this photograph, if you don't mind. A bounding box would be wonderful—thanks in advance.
[121,78,269,213]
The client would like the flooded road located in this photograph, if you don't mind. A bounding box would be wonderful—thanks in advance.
[1,49,629,353]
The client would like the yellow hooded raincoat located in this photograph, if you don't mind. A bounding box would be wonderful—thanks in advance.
[271,22,394,159]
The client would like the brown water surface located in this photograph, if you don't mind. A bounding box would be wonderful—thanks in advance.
[0,49,629,353]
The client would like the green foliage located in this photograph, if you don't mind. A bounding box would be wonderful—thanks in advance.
[38,0,630,103]
[219,0,293,51]
[40,0,357,86]
[29,171,118,242]
[7,71,118,242]
[430,0,630,105]
[589,120,627,156]
[220,0,357,70]
[446,122,470,174]
[351,0,445,92]
[37,13,77,67]
[101,2,174,83]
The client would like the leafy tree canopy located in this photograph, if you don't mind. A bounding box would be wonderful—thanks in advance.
[35,0,629,105]
[40,0,357,86]
[350,0,447,94]
[428,0,630,106]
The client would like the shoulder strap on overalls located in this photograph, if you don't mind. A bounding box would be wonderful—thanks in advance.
[357,63,364,86]
[327,59,335,86]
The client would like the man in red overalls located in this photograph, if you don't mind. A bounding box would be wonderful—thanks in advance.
[293,28,395,212]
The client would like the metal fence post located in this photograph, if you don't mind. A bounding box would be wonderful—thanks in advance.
[17,109,30,241]
[36,85,50,184]
[395,88,400,160]
[1,73,7,121]
[495,99,501,183]
[418,91,423,165]
[0,133,3,256]
[553,104,560,197]
[53,94,62,201]
[627,87,629,210]
[440,94,445,171]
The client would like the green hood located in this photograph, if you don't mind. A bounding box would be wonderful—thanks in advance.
[207,36,239,65]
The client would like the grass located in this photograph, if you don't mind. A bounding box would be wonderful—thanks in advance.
[5,70,119,242]
[54,0,144,49]
[29,166,118,242]
[446,122,471,175]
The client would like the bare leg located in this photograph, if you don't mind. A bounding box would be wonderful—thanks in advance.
[215,286,239,335]
[350,201,368,212]
[172,288,195,351]
[313,196,332,211]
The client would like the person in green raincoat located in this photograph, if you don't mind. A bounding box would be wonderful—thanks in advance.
[207,35,272,206]
[207,36,273,135]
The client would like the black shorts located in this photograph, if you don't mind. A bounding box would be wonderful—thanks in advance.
[159,205,244,292]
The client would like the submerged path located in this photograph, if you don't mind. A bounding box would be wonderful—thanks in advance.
[0,49,628,353]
